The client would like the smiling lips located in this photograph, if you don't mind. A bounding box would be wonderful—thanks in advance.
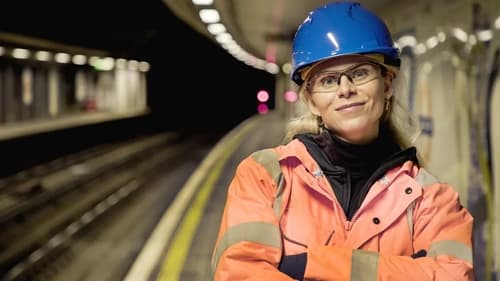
[335,102,365,111]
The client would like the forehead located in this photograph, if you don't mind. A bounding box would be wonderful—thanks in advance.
[310,55,375,75]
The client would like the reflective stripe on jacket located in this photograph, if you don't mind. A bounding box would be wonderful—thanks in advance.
[212,139,474,281]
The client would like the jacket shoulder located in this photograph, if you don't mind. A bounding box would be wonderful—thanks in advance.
[414,167,439,187]
[250,148,282,184]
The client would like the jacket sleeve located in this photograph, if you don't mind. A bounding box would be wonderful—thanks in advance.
[303,183,475,281]
[211,154,294,281]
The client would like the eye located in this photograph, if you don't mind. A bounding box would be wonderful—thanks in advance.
[349,67,370,80]
[319,73,339,87]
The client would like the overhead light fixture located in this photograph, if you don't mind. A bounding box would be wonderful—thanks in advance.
[192,0,213,5]
[207,23,226,35]
[199,9,220,23]
[12,48,30,59]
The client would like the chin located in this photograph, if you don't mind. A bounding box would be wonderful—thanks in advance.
[336,123,377,142]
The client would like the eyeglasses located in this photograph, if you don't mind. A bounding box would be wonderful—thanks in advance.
[307,62,382,93]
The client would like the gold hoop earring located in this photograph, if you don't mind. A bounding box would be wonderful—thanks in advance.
[385,98,390,111]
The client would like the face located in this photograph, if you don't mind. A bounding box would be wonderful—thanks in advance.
[305,56,393,144]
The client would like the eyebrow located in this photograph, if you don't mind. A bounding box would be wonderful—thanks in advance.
[315,62,369,74]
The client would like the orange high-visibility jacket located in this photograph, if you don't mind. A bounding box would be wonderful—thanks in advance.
[212,139,474,281]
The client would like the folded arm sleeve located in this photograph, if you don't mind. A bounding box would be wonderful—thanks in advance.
[212,156,294,281]
[303,183,474,281]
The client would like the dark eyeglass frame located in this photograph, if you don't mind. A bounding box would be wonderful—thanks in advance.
[306,62,385,93]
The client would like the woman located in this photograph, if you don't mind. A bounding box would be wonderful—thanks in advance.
[211,1,474,280]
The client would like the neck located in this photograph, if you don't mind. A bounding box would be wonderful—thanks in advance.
[334,127,379,145]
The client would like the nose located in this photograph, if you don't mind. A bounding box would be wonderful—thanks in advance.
[336,75,355,98]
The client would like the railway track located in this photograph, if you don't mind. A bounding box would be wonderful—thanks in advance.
[0,131,211,281]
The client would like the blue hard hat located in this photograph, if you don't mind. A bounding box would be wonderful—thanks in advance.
[291,1,401,86]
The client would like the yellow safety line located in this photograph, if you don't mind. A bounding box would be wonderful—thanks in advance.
[156,120,256,281]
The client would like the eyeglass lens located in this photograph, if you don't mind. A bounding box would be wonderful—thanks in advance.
[308,63,380,93]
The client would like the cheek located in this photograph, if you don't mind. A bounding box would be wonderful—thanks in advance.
[371,94,387,119]
[371,83,387,106]
[311,93,334,109]
[374,94,386,109]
